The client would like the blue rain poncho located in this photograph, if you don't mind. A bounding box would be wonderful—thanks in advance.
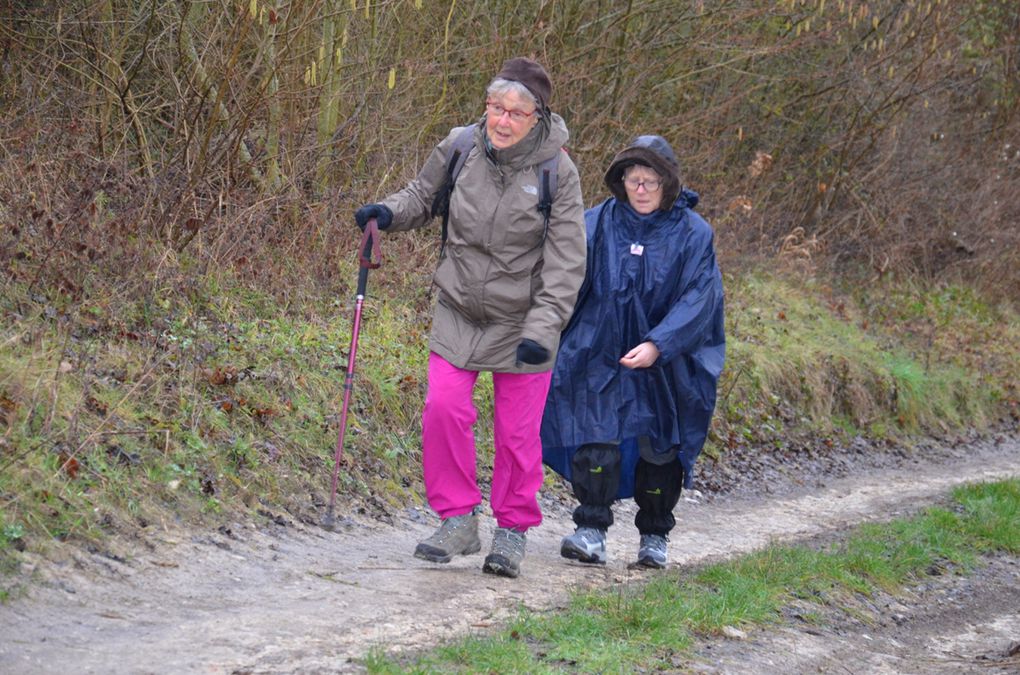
[541,189,725,496]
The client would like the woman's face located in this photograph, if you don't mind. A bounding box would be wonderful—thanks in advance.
[485,89,540,150]
[623,165,664,214]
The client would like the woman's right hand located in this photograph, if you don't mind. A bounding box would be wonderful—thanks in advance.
[619,341,660,369]
[515,339,550,365]
[354,204,393,231]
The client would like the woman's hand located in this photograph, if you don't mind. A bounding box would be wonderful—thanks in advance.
[619,341,660,369]
[354,203,393,231]
[516,338,550,365]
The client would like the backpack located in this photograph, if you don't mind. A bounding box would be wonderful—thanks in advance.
[429,123,560,257]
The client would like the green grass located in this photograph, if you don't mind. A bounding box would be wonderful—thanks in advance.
[712,272,1018,457]
[366,479,1020,673]
[0,273,435,560]
[0,520,27,603]
[1,266,1018,598]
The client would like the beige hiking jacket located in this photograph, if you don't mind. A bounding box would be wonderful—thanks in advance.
[381,114,586,372]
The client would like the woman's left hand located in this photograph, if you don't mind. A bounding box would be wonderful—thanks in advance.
[619,341,660,369]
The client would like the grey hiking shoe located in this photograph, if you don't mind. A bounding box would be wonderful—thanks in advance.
[414,509,481,563]
[482,527,526,578]
[560,526,607,564]
[637,534,668,569]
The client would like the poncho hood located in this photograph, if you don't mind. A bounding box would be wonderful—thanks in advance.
[604,135,682,211]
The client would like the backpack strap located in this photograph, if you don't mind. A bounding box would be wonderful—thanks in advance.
[430,125,563,254]
[535,149,562,247]
[430,124,478,258]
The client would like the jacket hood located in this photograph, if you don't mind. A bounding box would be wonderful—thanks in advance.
[604,135,682,211]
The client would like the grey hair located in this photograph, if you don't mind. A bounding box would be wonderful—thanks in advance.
[485,77,541,112]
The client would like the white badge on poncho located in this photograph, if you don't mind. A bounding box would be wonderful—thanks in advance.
[630,243,645,256]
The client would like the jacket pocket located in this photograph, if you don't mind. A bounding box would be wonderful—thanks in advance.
[483,265,532,321]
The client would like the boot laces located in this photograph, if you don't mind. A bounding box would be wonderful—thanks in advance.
[492,528,525,557]
[428,514,472,545]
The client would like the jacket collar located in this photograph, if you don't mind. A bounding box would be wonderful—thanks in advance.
[476,112,568,169]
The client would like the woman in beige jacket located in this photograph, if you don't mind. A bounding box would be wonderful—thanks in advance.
[354,58,586,578]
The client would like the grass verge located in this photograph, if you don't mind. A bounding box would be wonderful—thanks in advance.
[363,478,1020,673]
[1,266,1017,595]
[712,272,1019,456]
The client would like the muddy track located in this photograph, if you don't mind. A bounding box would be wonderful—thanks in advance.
[1,436,1018,674]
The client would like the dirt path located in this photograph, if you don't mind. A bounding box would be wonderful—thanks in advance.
[1,436,1018,674]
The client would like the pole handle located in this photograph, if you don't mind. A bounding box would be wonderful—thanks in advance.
[357,218,382,296]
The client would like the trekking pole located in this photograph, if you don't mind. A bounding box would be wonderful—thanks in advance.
[322,218,382,530]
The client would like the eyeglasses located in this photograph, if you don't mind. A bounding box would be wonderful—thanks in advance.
[623,177,662,192]
[485,100,538,124]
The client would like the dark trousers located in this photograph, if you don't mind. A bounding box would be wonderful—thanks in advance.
[569,443,684,537]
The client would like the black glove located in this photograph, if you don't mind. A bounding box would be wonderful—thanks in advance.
[515,338,549,365]
[354,204,393,232]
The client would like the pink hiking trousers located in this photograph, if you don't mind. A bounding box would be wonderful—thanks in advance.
[421,351,552,531]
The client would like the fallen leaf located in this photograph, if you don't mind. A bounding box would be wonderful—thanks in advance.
[86,396,108,416]
[251,407,275,421]
[60,454,80,479]
[0,394,16,424]
[208,366,238,385]
[748,150,773,178]
[727,195,753,213]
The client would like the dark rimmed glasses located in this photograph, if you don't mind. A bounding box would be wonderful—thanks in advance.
[623,177,662,192]
[485,99,538,124]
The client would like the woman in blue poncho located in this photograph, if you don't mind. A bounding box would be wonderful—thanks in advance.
[541,135,725,568]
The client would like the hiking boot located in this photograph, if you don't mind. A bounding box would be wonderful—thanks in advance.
[636,534,668,569]
[414,508,481,563]
[482,527,526,578]
[560,526,607,565]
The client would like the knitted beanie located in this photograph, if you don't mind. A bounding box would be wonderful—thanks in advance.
[495,57,553,111]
